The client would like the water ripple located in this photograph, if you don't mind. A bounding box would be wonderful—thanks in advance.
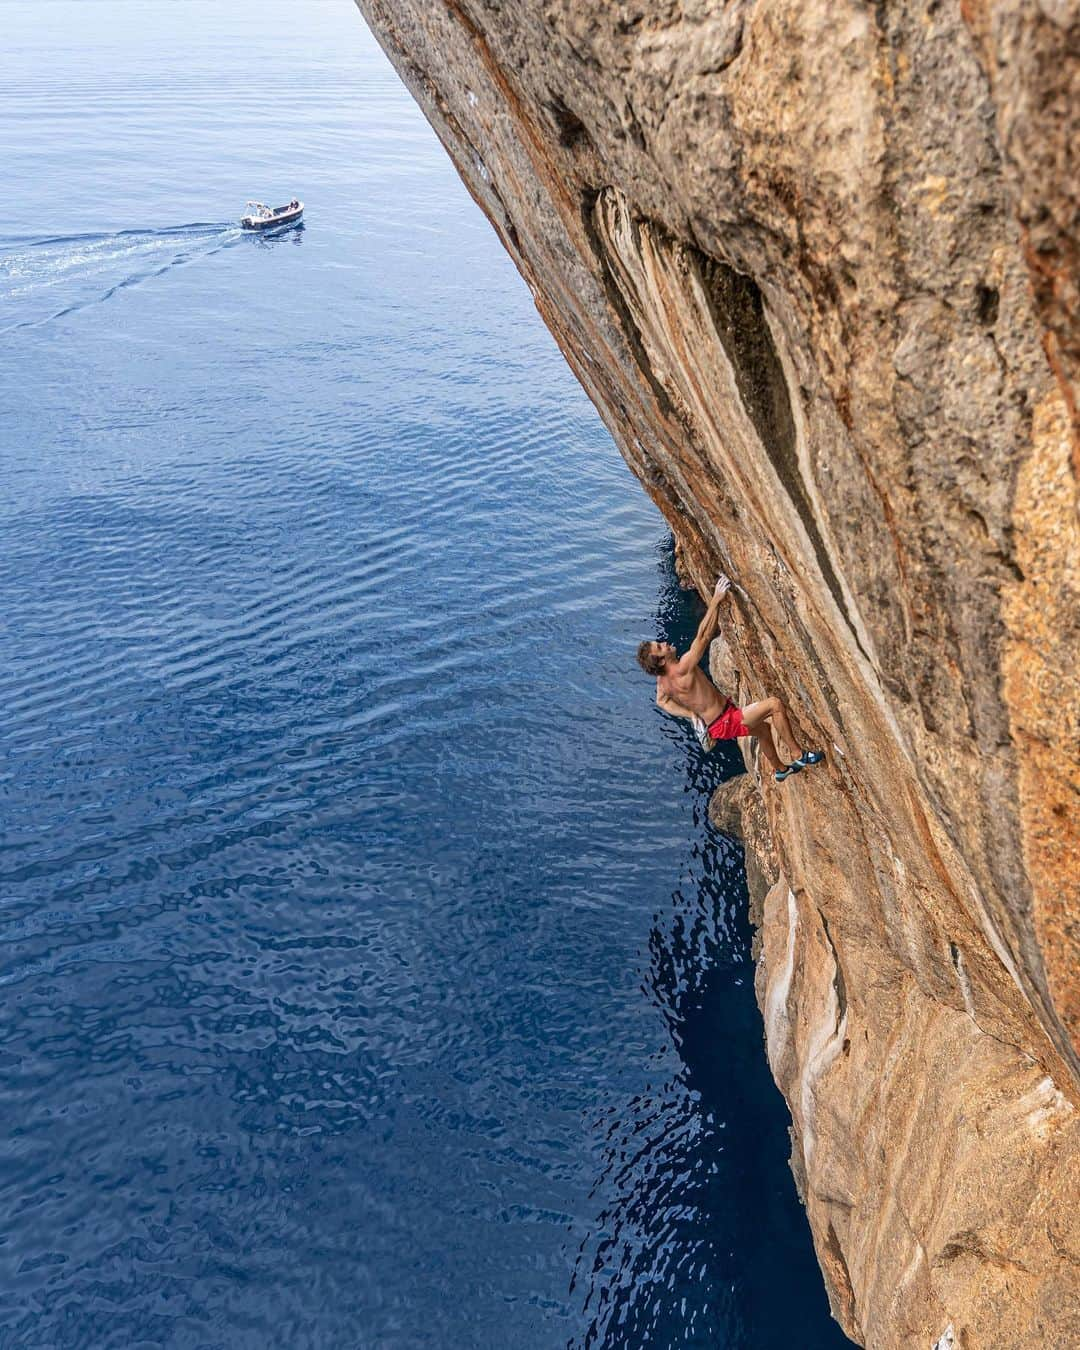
[0,3,847,1347]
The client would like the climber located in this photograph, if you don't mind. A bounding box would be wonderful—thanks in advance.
[636,573,824,783]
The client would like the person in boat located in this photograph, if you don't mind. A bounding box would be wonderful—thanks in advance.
[637,573,824,782]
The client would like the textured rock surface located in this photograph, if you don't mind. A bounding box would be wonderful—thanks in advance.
[353,2,1079,1344]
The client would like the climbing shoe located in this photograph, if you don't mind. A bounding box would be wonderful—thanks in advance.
[774,762,803,782]
[792,749,825,769]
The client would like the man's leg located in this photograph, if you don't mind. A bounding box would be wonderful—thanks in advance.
[742,697,801,763]
[748,719,785,773]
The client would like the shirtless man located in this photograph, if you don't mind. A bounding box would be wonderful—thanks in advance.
[636,575,824,783]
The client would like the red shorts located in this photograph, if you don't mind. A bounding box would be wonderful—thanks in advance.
[707,701,749,741]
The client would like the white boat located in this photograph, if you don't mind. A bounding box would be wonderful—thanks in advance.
[241,199,303,230]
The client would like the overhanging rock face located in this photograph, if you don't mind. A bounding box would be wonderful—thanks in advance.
[353,2,1080,1344]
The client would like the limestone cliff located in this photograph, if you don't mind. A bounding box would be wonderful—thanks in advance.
[352,2,1080,1344]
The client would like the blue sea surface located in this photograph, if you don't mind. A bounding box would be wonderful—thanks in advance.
[1,3,849,1346]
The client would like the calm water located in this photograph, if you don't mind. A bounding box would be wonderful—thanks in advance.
[1,3,848,1346]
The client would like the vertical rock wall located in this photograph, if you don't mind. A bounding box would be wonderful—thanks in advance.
[352,2,1079,1344]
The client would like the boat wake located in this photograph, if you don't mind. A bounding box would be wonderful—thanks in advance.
[0,222,245,333]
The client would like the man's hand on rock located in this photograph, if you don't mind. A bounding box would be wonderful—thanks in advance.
[714,573,732,600]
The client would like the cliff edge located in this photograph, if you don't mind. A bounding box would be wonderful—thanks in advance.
[353,2,1079,1343]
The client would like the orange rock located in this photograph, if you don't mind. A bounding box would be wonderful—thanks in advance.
[354,1,1080,1342]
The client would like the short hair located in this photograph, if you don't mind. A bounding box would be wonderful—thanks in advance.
[636,640,667,676]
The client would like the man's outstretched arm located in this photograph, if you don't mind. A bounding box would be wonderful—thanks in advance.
[678,575,732,671]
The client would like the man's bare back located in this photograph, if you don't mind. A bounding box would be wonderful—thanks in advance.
[657,661,726,723]
[640,576,733,724]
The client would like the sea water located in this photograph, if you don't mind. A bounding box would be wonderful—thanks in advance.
[0,3,848,1345]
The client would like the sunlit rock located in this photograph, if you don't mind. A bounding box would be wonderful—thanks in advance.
[353,2,1080,1343]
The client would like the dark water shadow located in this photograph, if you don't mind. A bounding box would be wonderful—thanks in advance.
[568,539,849,1348]
[246,220,306,249]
